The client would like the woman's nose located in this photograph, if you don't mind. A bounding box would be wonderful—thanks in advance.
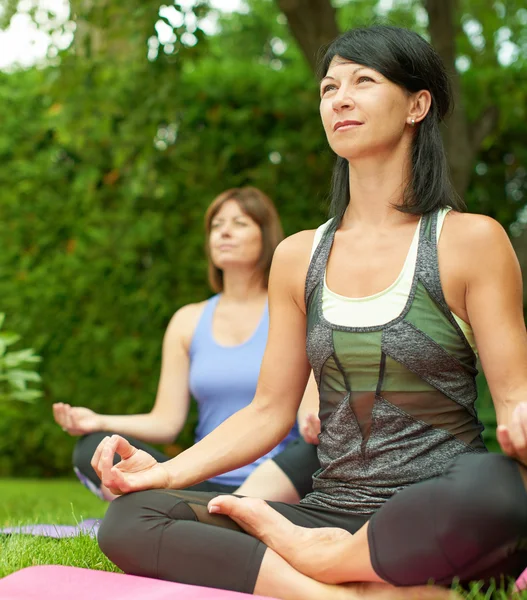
[332,87,355,112]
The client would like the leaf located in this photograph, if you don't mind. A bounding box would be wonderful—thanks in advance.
[0,332,22,346]
[2,349,42,367]
[5,389,43,403]
[6,369,41,383]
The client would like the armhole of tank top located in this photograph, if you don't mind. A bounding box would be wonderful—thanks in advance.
[434,207,477,354]
[435,207,452,243]
[310,219,333,260]
[188,296,218,357]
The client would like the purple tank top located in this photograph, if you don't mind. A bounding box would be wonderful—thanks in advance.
[189,294,299,486]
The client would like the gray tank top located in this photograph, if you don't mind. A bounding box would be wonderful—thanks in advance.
[302,210,486,515]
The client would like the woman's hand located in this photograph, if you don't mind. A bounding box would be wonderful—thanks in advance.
[91,434,171,495]
[53,403,103,436]
[299,413,321,445]
[497,403,527,466]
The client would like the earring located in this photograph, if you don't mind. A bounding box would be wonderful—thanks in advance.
[410,118,416,126]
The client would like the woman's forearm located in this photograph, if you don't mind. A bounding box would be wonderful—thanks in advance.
[164,402,294,489]
[99,413,181,445]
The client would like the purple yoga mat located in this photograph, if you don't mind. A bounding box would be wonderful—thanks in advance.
[0,519,100,539]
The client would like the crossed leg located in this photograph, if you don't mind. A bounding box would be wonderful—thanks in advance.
[98,489,456,600]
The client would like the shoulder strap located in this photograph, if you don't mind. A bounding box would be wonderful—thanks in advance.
[304,218,338,307]
[189,295,220,355]
[416,210,477,360]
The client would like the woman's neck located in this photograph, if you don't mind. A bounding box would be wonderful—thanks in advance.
[342,145,415,230]
[221,269,267,304]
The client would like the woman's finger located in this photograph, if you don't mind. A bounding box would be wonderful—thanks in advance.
[516,404,527,451]
[111,435,137,461]
[91,436,110,478]
[99,436,120,486]
[497,425,515,458]
[305,414,321,445]
[62,405,73,431]
[70,407,80,426]
[52,403,65,426]
[509,406,527,458]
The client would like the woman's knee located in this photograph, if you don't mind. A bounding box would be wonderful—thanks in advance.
[368,452,527,585]
[97,490,198,577]
[440,453,527,531]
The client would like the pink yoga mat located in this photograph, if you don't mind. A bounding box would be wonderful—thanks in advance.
[516,566,527,591]
[0,566,278,600]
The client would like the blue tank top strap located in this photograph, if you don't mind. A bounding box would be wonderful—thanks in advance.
[189,295,220,358]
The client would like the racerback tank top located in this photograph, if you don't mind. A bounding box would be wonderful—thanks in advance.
[302,209,486,515]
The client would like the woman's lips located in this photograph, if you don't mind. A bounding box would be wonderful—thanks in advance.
[334,120,363,132]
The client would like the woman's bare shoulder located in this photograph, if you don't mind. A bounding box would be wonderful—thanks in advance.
[269,229,320,311]
[443,211,518,275]
[273,229,319,266]
[444,211,511,249]
[165,300,210,349]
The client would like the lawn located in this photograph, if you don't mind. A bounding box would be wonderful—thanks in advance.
[0,478,118,578]
[0,479,525,599]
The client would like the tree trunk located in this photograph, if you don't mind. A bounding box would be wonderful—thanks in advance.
[424,0,498,199]
[275,0,340,73]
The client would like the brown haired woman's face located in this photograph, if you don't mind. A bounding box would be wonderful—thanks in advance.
[319,57,413,160]
[209,200,263,271]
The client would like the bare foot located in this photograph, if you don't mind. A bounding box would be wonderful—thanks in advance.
[347,583,460,600]
[208,495,353,583]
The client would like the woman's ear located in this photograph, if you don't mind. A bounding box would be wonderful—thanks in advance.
[408,90,432,125]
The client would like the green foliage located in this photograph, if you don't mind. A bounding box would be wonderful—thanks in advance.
[0,314,42,404]
[0,0,524,475]
[0,25,330,476]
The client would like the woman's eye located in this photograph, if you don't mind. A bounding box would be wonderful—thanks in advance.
[321,84,337,95]
[357,76,373,84]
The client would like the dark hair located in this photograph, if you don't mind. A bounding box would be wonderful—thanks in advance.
[319,25,464,220]
[204,187,284,292]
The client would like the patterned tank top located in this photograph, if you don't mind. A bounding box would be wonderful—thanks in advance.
[301,210,487,515]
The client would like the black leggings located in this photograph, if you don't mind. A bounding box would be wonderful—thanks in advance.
[73,432,320,497]
[97,453,527,593]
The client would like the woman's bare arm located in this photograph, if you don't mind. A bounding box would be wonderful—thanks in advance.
[92,231,316,493]
[444,214,527,462]
[54,303,203,444]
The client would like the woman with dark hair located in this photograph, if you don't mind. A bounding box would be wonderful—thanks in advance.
[53,186,319,502]
[92,25,527,598]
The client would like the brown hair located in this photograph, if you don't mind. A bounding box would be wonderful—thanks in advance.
[204,187,284,292]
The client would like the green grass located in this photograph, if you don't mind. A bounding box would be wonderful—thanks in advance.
[0,479,525,598]
[0,478,118,578]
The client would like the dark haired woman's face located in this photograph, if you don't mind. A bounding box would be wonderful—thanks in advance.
[320,57,414,161]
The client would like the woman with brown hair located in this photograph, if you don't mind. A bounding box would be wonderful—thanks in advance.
[53,186,319,501]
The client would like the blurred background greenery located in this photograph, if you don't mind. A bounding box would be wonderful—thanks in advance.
[0,0,525,476]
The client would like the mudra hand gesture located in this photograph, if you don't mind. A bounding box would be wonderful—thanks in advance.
[53,403,102,436]
[91,435,171,495]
